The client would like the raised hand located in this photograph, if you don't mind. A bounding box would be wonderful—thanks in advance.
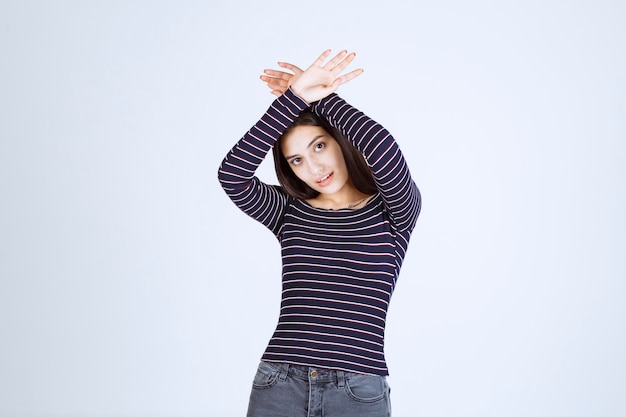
[260,62,303,97]
[260,50,364,102]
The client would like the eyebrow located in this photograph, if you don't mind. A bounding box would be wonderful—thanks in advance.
[283,135,325,160]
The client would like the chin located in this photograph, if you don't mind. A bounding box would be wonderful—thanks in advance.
[317,186,341,196]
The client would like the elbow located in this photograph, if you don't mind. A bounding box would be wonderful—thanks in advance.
[217,160,232,191]
[396,183,422,233]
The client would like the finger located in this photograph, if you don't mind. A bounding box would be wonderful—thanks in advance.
[337,68,364,85]
[259,74,284,85]
[261,77,290,92]
[312,49,332,67]
[332,52,357,74]
[260,77,289,88]
[260,75,288,89]
[270,90,282,96]
[278,62,303,74]
[324,50,348,70]
[263,69,293,80]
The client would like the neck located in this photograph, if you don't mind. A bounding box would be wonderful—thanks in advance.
[308,189,371,210]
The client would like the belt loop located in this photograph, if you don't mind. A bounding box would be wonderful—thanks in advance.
[336,370,345,388]
[279,363,289,382]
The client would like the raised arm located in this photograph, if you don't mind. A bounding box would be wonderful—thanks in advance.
[219,50,364,234]
[217,89,309,235]
[313,94,421,233]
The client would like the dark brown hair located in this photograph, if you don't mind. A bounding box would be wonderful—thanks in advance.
[272,110,377,200]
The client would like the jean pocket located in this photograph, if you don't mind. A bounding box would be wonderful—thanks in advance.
[251,361,281,390]
[344,374,388,403]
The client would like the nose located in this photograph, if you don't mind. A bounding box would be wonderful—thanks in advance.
[307,159,323,175]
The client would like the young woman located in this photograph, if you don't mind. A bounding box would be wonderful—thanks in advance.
[218,50,421,417]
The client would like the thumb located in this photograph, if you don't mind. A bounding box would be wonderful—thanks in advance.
[330,78,342,91]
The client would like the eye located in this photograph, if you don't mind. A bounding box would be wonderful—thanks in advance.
[314,142,325,152]
[290,157,301,166]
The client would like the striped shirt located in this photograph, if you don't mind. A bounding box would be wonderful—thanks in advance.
[218,89,421,375]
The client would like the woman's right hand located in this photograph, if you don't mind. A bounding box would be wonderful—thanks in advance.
[260,50,363,103]
[260,62,304,97]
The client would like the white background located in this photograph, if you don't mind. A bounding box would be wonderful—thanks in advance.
[1,1,624,416]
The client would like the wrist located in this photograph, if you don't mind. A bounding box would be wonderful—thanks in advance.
[288,86,311,106]
[283,87,311,109]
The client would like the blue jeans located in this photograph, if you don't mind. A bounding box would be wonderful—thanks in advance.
[246,361,392,417]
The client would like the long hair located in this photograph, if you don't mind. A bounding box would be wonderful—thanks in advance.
[272,110,377,200]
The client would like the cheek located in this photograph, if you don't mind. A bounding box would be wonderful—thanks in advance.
[331,148,348,170]
[288,165,310,183]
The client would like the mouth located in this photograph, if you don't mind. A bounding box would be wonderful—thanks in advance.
[316,172,334,186]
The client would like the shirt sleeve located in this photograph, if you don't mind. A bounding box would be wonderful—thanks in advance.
[217,88,310,236]
[312,94,421,233]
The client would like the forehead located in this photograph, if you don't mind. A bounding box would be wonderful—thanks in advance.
[281,125,330,153]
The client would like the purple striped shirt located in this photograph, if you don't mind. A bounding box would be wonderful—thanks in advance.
[218,89,421,375]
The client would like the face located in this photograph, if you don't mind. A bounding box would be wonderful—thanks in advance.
[280,125,352,196]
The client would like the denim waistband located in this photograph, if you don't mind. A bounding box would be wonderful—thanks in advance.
[264,361,357,385]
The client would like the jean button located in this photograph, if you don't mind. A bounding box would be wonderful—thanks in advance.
[310,370,318,378]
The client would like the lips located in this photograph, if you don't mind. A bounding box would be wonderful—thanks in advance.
[316,172,334,187]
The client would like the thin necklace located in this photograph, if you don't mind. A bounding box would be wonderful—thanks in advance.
[346,196,369,210]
